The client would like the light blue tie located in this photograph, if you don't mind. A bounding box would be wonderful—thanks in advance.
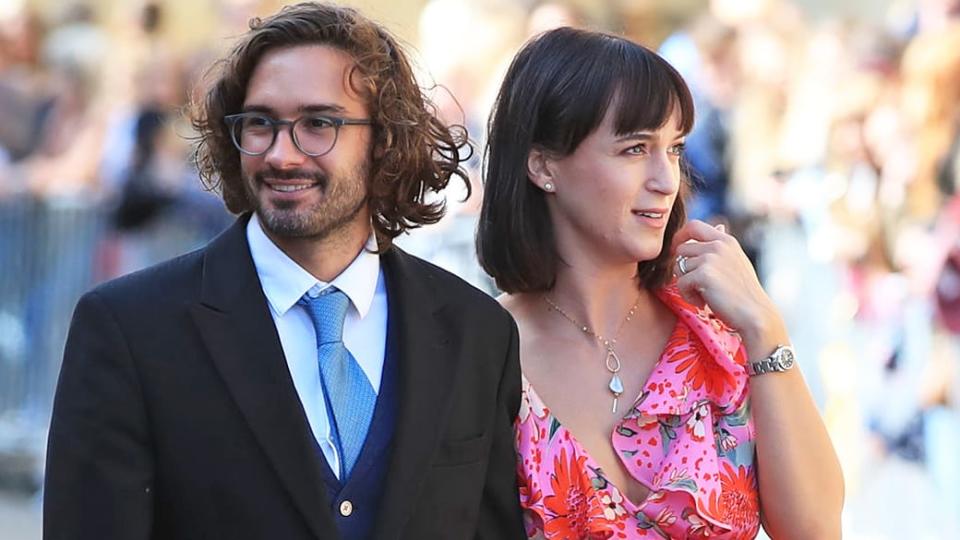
[299,288,376,479]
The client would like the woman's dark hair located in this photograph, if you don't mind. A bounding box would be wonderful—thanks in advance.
[191,2,470,249]
[477,27,695,293]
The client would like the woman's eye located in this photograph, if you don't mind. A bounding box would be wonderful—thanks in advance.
[668,143,686,156]
[626,144,647,155]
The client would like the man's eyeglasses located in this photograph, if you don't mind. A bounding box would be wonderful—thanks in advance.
[223,113,373,157]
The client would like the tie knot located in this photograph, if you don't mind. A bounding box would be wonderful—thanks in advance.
[299,288,350,345]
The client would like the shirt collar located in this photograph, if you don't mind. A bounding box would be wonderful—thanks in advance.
[246,214,380,319]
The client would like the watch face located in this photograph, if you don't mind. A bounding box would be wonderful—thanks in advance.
[778,347,795,370]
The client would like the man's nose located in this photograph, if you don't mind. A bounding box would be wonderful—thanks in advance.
[264,126,306,169]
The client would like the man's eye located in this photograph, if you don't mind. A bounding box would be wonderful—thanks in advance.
[244,116,272,128]
[305,116,335,130]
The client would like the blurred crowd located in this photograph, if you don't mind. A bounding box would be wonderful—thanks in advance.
[2,0,960,536]
[0,1,232,275]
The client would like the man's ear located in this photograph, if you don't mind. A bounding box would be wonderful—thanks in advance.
[527,147,557,193]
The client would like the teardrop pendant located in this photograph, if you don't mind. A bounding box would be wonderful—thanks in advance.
[607,350,624,414]
[608,373,624,395]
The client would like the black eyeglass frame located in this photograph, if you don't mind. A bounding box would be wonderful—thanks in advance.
[223,112,373,157]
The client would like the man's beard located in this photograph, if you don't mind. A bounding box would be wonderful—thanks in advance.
[246,161,369,241]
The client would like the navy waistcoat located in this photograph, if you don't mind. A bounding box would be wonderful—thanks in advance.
[316,333,398,540]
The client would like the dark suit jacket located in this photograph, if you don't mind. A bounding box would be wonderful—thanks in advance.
[44,216,525,539]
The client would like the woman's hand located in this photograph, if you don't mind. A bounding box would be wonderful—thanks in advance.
[671,220,789,360]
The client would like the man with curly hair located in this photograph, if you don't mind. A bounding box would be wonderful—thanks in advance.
[44,3,524,539]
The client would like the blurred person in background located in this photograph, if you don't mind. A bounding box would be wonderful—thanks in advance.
[479,27,842,539]
[98,1,186,204]
[659,14,739,227]
[96,2,232,276]
[44,3,524,539]
[899,21,960,218]
[39,3,106,79]
[0,8,47,183]
[0,5,106,196]
[16,2,110,198]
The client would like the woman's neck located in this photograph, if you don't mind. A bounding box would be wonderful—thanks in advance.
[544,262,652,341]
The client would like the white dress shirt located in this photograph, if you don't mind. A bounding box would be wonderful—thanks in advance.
[246,214,387,480]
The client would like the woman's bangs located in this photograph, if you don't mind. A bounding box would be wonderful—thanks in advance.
[609,48,695,137]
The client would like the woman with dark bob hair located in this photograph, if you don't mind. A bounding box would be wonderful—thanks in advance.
[479,27,843,539]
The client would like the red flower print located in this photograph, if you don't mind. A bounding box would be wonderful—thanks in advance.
[664,325,737,397]
[718,462,759,530]
[701,463,759,532]
[519,472,543,507]
[542,448,606,539]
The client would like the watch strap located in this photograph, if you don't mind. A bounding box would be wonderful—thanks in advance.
[748,345,795,377]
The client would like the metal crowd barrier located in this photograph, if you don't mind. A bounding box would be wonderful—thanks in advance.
[0,192,231,491]
[0,196,106,490]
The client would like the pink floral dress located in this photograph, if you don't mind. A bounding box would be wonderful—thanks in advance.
[515,286,760,539]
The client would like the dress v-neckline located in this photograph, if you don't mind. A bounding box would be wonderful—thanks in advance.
[521,375,654,511]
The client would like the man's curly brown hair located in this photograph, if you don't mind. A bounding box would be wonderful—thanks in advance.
[191,2,470,249]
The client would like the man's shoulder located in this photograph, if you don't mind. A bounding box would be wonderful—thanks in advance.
[86,247,207,312]
[389,248,506,317]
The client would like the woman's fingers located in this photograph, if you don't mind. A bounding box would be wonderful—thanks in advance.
[676,266,709,307]
[671,220,759,315]
[675,239,725,258]
[670,220,727,252]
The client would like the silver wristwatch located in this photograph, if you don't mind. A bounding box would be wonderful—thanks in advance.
[748,345,796,376]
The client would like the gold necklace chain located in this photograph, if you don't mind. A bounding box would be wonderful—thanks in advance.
[544,295,640,413]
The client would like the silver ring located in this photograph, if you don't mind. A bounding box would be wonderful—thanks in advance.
[677,255,689,275]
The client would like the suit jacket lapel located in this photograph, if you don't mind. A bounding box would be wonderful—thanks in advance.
[188,216,336,539]
[374,249,461,539]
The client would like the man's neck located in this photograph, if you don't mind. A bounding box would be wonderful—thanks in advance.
[257,215,373,282]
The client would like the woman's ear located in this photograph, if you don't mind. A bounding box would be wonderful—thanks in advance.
[527,147,557,193]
